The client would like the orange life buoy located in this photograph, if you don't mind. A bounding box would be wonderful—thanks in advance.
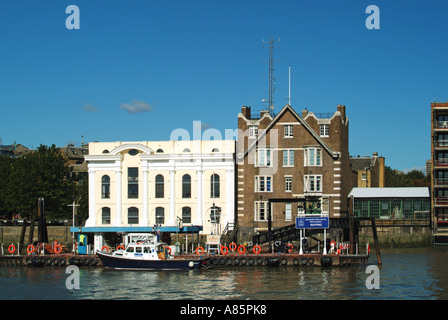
[27,245,35,255]
[8,244,15,254]
[286,243,293,253]
[237,245,246,254]
[229,242,237,251]
[221,245,229,255]
[253,245,261,254]
[101,246,110,253]
[54,244,63,254]
[116,245,125,250]
[195,246,204,255]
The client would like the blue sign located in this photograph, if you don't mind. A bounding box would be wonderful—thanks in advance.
[296,216,329,229]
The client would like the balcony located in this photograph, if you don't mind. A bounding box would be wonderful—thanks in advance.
[434,178,448,186]
[435,140,448,148]
[435,159,448,167]
[435,196,448,206]
[435,121,448,130]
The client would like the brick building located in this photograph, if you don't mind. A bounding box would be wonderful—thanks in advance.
[236,104,354,241]
[350,153,385,188]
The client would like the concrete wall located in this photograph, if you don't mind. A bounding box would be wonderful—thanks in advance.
[0,226,73,246]
[358,226,432,248]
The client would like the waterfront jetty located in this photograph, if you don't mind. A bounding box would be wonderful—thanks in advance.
[0,248,369,268]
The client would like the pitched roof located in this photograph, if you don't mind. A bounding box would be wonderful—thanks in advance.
[243,104,339,159]
[348,187,429,198]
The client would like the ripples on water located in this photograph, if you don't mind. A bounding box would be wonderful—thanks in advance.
[1,248,448,300]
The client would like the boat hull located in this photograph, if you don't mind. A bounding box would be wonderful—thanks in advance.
[96,252,206,270]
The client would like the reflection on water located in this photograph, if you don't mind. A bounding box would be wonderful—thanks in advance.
[1,248,448,300]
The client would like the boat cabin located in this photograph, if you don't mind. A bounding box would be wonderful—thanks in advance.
[115,241,169,261]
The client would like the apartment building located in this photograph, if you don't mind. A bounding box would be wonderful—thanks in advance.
[81,140,235,251]
[236,104,354,241]
[431,101,448,240]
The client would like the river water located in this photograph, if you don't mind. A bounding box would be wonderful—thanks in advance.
[1,248,447,302]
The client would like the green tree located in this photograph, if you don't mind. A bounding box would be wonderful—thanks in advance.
[2,144,76,220]
[385,166,430,187]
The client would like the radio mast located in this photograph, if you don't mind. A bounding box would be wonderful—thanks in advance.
[262,37,280,117]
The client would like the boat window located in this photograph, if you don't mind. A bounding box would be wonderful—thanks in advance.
[135,247,142,253]
[126,247,134,253]
[144,247,150,253]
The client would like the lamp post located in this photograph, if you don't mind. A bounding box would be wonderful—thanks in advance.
[68,200,79,255]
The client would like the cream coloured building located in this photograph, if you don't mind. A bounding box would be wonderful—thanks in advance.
[80,140,235,251]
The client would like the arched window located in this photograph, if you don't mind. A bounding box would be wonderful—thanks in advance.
[211,174,220,198]
[182,207,191,224]
[128,207,139,224]
[156,207,165,224]
[212,148,219,153]
[102,175,110,199]
[156,149,164,153]
[102,207,111,224]
[182,174,191,198]
[183,148,191,153]
[155,174,164,198]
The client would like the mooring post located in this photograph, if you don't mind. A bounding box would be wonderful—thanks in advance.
[370,217,382,265]
[349,196,354,254]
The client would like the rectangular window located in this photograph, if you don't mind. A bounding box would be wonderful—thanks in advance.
[321,197,329,214]
[255,176,272,192]
[285,176,292,192]
[255,201,270,221]
[285,203,292,221]
[284,125,293,137]
[256,149,272,167]
[283,150,294,167]
[320,124,329,137]
[128,167,139,199]
[305,148,322,166]
[304,175,322,192]
[249,125,258,138]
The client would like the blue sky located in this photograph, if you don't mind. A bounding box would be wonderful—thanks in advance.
[1,0,447,172]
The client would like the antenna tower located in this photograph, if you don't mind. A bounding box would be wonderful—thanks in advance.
[262,37,280,117]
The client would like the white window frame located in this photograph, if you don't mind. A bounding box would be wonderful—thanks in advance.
[284,125,293,138]
[255,175,273,192]
[285,203,292,221]
[321,197,329,214]
[304,175,322,192]
[320,124,329,137]
[285,176,292,192]
[304,148,322,167]
[249,125,258,138]
[254,201,270,221]
[256,148,272,167]
[282,150,294,167]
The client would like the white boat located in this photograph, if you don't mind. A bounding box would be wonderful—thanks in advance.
[96,233,211,270]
